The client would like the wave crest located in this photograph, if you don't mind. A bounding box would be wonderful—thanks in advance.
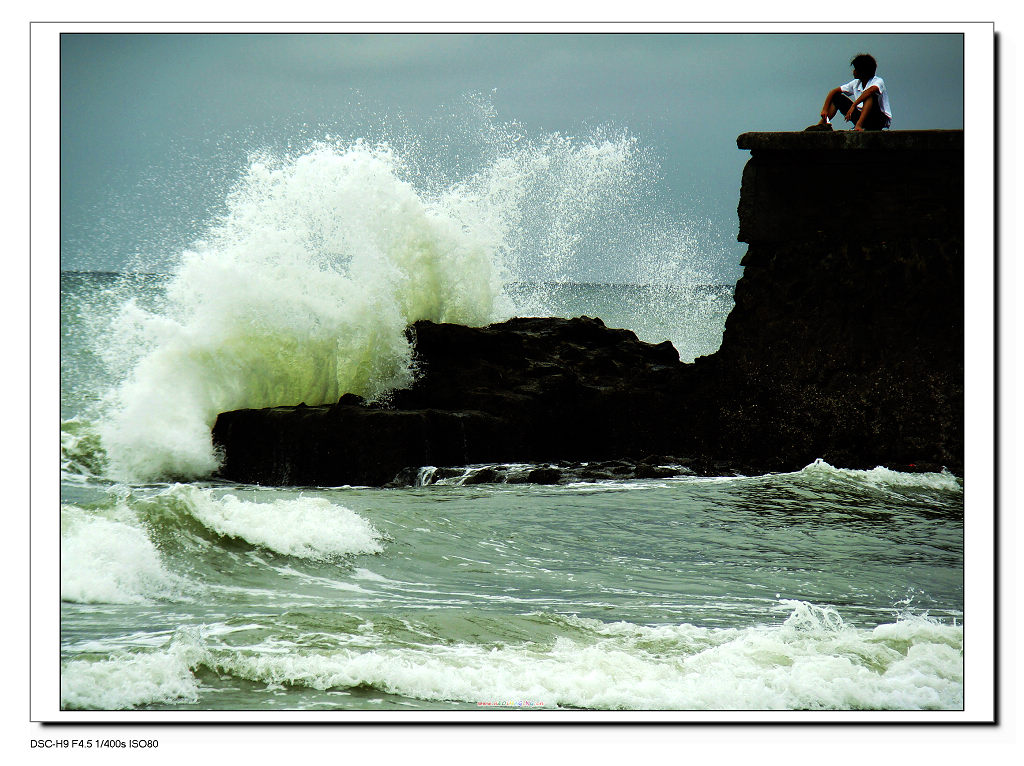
[160,484,385,560]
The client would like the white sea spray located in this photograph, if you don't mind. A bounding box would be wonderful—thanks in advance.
[93,127,691,483]
[97,142,496,480]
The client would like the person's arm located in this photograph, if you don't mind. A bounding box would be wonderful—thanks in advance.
[843,85,880,122]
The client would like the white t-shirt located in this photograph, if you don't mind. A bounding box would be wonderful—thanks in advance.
[840,75,892,122]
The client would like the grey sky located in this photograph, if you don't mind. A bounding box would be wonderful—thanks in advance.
[60,32,964,279]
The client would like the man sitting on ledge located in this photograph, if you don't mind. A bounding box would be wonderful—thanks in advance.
[806,53,893,132]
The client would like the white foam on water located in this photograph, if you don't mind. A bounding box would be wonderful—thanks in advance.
[562,480,672,493]
[203,601,962,710]
[61,651,200,710]
[798,459,963,493]
[57,602,961,711]
[162,484,384,560]
[60,503,181,604]
[352,567,394,583]
[60,630,209,710]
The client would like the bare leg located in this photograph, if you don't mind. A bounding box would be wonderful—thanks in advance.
[823,95,840,121]
[854,94,876,131]
[807,89,850,130]
[816,89,842,125]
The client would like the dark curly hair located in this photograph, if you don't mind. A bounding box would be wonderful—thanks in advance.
[850,53,878,78]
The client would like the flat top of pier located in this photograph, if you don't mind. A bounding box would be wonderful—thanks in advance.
[737,130,964,151]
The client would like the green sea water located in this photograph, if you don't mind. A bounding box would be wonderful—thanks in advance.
[59,272,964,713]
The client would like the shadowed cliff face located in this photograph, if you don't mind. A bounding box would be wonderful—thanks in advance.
[691,131,963,473]
[690,239,963,473]
[212,131,964,486]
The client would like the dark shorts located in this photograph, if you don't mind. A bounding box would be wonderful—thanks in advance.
[834,93,890,130]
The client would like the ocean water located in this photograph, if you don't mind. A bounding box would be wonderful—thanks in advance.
[58,137,963,713]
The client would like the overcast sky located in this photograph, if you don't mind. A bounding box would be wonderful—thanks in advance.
[60,32,964,279]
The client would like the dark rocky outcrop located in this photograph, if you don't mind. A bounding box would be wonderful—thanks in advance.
[213,316,699,487]
[212,130,964,486]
